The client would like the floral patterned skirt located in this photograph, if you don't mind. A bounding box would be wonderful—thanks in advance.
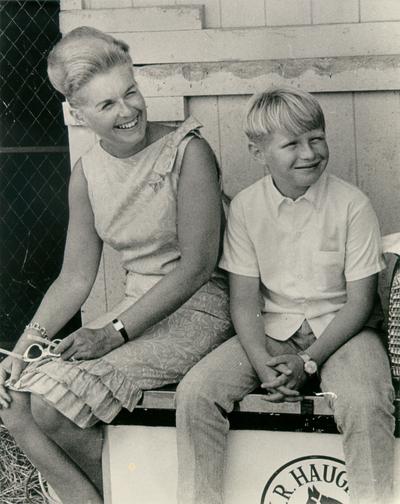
[9,278,232,428]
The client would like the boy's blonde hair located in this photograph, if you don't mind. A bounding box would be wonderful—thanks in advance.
[244,87,325,143]
[47,26,132,107]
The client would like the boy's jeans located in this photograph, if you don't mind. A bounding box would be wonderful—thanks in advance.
[176,323,395,504]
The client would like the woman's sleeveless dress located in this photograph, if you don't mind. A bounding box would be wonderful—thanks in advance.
[10,117,232,428]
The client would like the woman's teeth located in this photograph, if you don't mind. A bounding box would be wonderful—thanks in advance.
[115,118,138,129]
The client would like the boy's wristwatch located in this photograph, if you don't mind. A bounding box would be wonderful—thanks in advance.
[298,353,318,375]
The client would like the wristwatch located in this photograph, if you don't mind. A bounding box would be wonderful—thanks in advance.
[298,353,318,375]
[112,318,129,344]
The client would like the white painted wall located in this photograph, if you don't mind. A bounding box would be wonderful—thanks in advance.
[60,1,400,320]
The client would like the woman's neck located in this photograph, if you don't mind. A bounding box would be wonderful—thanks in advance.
[100,127,149,159]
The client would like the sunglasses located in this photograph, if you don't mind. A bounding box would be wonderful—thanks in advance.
[0,335,61,363]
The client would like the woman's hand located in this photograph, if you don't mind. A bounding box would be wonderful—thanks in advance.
[4,334,35,386]
[54,325,123,361]
[0,353,27,406]
[0,360,11,408]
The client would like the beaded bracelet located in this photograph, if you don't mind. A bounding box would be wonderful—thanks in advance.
[25,322,48,339]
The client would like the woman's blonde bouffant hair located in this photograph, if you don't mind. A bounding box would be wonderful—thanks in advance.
[47,26,132,107]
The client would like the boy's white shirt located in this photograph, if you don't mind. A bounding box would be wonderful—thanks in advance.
[382,232,400,256]
[219,171,385,341]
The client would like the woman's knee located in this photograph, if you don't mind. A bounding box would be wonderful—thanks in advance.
[0,391,32,435]
[30,394,62,434]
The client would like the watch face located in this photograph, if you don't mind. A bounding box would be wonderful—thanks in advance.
[113,320,123,331]
[304,360,318,375]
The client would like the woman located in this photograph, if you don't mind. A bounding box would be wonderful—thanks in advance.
[0,27,232,504]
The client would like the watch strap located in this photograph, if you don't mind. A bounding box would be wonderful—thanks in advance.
[298,353,311,364]
[112,318,129,344]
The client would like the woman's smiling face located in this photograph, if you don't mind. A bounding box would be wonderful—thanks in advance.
[73,63,147,158]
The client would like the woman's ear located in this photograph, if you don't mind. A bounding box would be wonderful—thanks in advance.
[69,107,87,126]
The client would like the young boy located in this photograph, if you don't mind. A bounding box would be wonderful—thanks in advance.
[176,87,395,504]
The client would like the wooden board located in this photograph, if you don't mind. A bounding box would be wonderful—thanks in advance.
[354,91,400,235]
[113,22,400,64]
[60,5,204,33]
[133,56,400,97]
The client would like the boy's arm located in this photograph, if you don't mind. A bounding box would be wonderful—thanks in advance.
[230,272,300,401]
[265,273,377,388]
[303,273,377,365]
[266,196,383,389]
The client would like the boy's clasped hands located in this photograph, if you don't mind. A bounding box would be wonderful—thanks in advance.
[261,353,307,402]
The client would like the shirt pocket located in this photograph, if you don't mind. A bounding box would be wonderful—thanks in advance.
[312,250,345,292]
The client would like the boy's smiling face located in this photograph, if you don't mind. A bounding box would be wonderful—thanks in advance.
[250,128,329,200]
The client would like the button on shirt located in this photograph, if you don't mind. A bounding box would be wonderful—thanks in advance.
[219,172,385,340]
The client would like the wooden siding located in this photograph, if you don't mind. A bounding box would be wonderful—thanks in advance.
[93,23,400,64]
[60,1,400,323]
[60,5,204,33]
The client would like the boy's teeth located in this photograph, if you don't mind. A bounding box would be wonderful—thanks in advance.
[116,118,138,129]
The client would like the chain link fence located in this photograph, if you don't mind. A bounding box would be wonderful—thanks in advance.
[0,0,67,147]
[0,0,80,349]
[0,4,73,501]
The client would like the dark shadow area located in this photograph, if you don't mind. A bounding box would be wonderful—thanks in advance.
[0,0,81,348]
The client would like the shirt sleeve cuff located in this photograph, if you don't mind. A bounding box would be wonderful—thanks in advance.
[345,261,386,282]
[219,261,260,277]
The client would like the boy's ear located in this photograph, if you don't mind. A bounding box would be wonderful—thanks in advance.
[248,141,266,164]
